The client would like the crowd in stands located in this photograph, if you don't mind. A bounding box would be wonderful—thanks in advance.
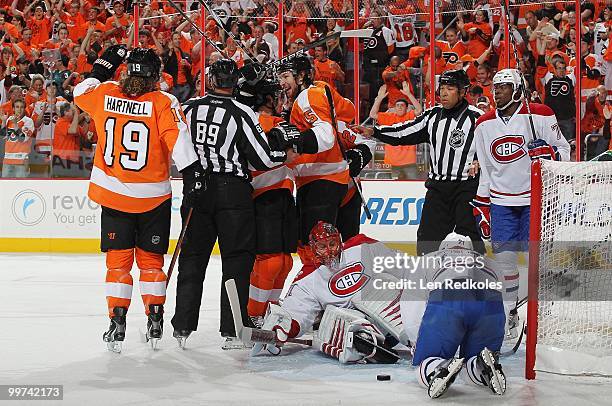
[0,0,610,179]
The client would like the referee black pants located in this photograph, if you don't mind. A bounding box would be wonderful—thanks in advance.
[171,174,255,336]
[416,178,485,255]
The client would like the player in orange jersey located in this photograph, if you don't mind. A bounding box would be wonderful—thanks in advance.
[74,46,203,352]
[276,55,351,278]
[235,78,298,327]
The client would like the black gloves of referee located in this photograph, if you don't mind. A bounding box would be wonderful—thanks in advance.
[181,161,207,208]
[346,144,373,177]
[90,45,128,83]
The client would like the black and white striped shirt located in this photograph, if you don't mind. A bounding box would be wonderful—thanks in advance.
[374,100,483,181]
[183,93,286,180]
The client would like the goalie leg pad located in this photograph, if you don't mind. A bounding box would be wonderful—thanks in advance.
[314,305,384,363]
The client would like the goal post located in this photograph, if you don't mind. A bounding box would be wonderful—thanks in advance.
[526,160,612,379]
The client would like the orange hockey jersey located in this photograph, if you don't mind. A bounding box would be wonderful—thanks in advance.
[73,78,198,213]
[290,83,349,188]
[251,113,295,199]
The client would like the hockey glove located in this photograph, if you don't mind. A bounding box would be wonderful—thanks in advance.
[251,303,294,357]
[527,139,560,161]
[470,196,491,240]
[181,161,207,208]
[90,44,128,83]
[268,122,301,152]
[346,145,373,177]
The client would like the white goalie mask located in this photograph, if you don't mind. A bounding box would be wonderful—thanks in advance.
[493,68,524,111]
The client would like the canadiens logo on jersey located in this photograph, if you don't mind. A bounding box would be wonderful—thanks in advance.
[491,135,526,163]
[448,128,466,149]
[328,262,370,298]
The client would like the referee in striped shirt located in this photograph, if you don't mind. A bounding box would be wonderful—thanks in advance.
[171,59,294,346]
[355,69,485,255]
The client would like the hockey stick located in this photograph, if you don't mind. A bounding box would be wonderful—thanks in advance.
[166,207,193,287]
[167,0,230,59]
[352,333,401,362]
[501,2,538,142]
[224,279,312,346]
[323,84,372,219]
[195,0,258,64]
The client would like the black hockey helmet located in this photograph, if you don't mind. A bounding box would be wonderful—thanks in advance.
[277,55,312,76]
[126,48,161,81]
[208,59,240,89]
[235,78,281,110]
[439,69,471,90]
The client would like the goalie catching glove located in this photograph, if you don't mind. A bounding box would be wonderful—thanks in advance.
[470,196,491,240]
[527,139,561,161]
[90,44,128,82]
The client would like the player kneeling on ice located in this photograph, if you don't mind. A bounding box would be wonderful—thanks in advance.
[413,233,507,399]
[251,221,414,364]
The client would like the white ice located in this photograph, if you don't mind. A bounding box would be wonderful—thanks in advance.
[1,254,611,406]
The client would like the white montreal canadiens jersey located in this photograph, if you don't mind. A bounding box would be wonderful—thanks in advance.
[282,235,412,338]
[474,103,570,206]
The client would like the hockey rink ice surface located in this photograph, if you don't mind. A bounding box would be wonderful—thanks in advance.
[2,254,612,406]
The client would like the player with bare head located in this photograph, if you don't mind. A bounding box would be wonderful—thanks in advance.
[74,46,203,352]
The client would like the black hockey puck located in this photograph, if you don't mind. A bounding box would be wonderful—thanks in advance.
[377,374,391,381]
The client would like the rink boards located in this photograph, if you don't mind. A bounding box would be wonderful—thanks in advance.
[0,179,426,253]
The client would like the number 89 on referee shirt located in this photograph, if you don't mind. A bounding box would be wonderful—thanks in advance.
[196,122,221,145]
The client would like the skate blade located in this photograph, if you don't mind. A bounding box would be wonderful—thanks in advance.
[221,341,251,350]
[481,349,506,395]
[148,337,160,350]
[176,337,187,350]
[428,358,464,399]
[106,341,122,353]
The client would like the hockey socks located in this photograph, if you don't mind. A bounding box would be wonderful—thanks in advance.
[464,348,506,395]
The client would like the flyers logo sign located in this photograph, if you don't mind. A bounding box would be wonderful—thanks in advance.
[442,51,459,64]
[328,262,370,298]
[490,135,526,163]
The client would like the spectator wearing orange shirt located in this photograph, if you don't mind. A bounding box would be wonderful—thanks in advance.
[11,1,52,47]
[1,98,35,178]
[78,6,105,40]
[52,102,82,177]
[382,55,413,107]
[458,9,492,60]
[0,85,21,117]
[0,10,20,42]
[59,0,86,43]
[104,1,131,43]
[313,44,344,93]
[13,27,37,62]
[472,62,493,103]
[369,85,423,180]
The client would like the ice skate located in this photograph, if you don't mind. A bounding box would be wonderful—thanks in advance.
[505,308,519,340]
[476,348,506,395]
[173,329,192,349]
[427,357,464,399]
[221,332,250,350]
[146,305,163,350]
[103,307,127,353]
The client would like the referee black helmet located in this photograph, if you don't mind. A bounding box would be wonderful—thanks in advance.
[209,59,240,89]
[439,69,471,91]
[235,78,281,110]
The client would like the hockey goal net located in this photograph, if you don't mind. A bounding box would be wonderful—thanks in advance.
[526,160,612,379]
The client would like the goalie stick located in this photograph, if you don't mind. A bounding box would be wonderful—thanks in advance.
[224,279,399,361]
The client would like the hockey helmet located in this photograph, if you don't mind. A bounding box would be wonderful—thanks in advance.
[439,232,473,251]
[235,78,281,110]
[309,221,342,269]
[208,58,240,89]
[127,48,161,81]
[492,68,525,110]
[277,55,313,81]
[439,69,471,90]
